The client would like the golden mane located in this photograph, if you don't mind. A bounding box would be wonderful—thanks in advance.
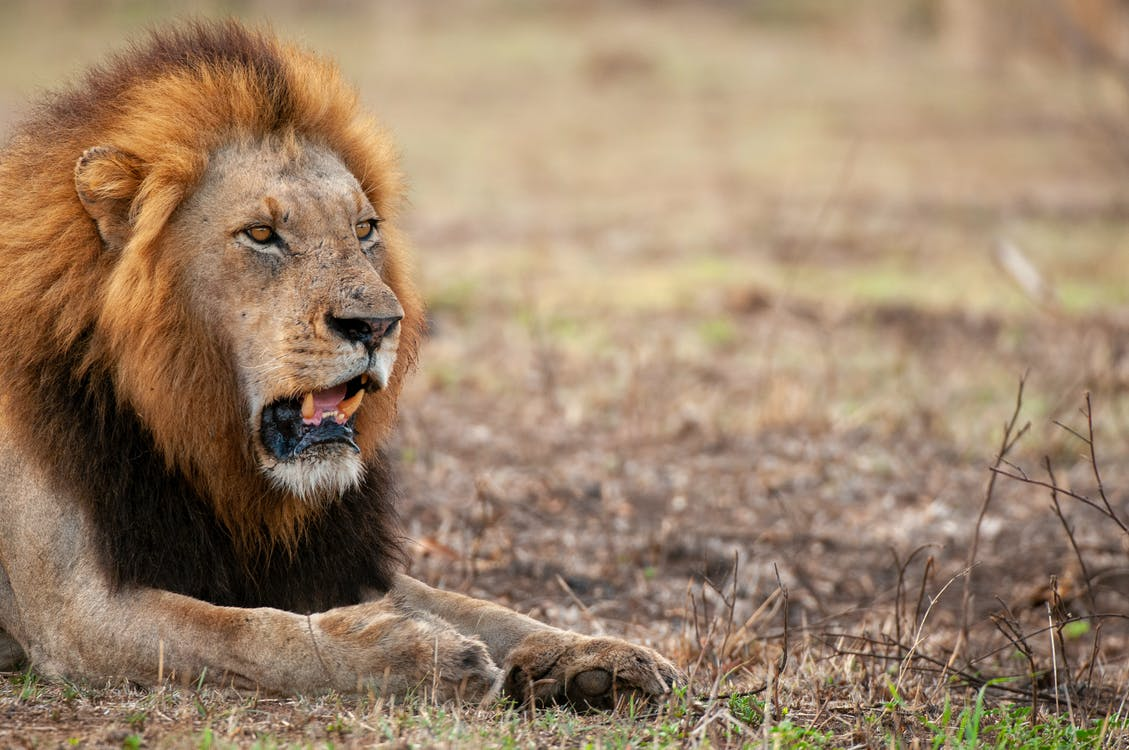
[0,21,424,548]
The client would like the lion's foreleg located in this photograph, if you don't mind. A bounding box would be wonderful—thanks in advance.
[0,477,498,698]
[34,585,499,698]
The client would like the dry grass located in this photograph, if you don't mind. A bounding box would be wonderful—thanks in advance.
[2,1,1129,747]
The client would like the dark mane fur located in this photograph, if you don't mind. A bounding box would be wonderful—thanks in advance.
[51,335,406,613]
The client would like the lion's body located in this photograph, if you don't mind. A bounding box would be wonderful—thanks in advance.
[0,22,677,704]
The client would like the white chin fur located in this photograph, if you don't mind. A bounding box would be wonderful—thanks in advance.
[265,450,364,504]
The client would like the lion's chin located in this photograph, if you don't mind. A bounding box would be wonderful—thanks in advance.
[262,449,365,504]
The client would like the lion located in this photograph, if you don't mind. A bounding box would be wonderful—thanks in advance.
[0,21,679,707]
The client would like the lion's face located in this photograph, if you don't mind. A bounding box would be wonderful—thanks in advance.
[165,138,404,500]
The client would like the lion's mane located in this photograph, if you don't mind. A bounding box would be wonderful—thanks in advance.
[0,22,425,612]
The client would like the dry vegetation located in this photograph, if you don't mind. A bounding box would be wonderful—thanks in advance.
[2,1,1129,747]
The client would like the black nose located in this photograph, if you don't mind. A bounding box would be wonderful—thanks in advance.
[326,314,401,349]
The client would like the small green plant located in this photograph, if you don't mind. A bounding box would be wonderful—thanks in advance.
[60,679,84,701]
[325,716,351,734]
[922,694,954,750]
[121,733,142,750]
[15,667,40,701]
[953,681,993,747]
[667,682,691,720]
[728,692,763,726]
[767,718,832,748]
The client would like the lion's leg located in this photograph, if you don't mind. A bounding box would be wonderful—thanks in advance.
[8,575,497,698]
[387,574,682,708]
[0,471,498,698]
[8,559,501,697]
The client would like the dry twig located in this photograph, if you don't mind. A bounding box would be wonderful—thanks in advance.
[956,374,1031,656]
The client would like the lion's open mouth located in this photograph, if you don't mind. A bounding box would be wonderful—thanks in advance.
[260,374,370,460]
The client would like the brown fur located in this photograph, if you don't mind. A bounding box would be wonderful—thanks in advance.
[0,20,422,546]
[0,20,680,705]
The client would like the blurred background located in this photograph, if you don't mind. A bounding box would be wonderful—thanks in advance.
[3,1,1126,323]
[1,0,1127,695]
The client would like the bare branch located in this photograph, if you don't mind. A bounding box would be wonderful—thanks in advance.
[957,373,1030,657]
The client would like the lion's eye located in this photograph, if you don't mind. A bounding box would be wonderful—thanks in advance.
[355,220,378,241]
[245,225,276,244]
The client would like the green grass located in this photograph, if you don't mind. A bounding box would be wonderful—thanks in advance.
[922,697,1124,749]
[3,666,1129,748]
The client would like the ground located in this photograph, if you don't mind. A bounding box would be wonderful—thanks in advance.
[1,2,1128,747]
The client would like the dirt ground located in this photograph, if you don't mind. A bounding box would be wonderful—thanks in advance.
[1,2,1128,747]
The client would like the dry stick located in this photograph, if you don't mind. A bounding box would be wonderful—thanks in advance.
[990,597,1040,727]
[771,563,789,719]
[829,639,1032,700]
[722,587,782,667]
[1079,393,1129,537]
[892,548,905,648]
[1047,604,1062,717]
[687,583,721,686]
[892,545,935,648]
[1044,448,1105,718]
[895,567,967,698]
[688,577,750,698]
[707,552,741,663]
[913,556,936,639]
[690,555,759,694]
[956,374,1031,659]
[1044,457,1098,614]
[826,615,1129,714]
[678,578,691,670]
[988,469,1129,534]
[1081,620,1105,716]
[689,579,703,657]
[1050,578,1077,725]
[1004,394,1125,715]
[1037,393,1129,534]
[831,633,1042,703]
[965,613,1129,668]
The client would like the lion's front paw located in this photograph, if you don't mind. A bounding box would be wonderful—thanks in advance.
[345,614,502,703]
[420,626,502,704]
[502,630,683,710]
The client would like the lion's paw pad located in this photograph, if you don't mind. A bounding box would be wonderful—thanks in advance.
[503,632,683,711]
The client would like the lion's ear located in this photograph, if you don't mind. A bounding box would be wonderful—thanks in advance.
[74,146,144,251]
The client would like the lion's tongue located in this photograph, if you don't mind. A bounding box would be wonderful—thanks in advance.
[302,384,348,425]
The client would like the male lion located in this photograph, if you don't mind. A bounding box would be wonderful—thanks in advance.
[0,21,679,707]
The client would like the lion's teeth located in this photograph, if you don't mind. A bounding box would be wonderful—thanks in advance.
[360,373,369,386]
[301,392,316,421]
[337,389,365,422]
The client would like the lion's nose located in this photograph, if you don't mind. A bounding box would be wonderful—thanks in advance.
[326,313,402,350]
